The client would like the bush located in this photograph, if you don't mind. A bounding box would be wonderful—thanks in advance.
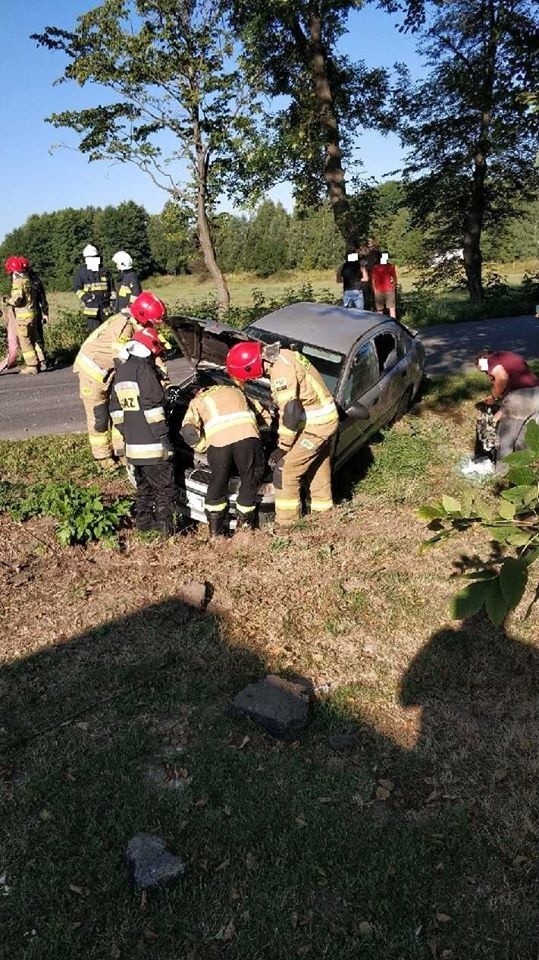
[168,283,339,330]
[2,480,132,545]
[44,310,87,364]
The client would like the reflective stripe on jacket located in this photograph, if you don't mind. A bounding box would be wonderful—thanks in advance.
[8,274,36,322]
[73,265,112,317]
[115,270,142,312]
[74,312,135,384]
[181,384,261,451]
[269,348,338,449]
[109,355,170,465]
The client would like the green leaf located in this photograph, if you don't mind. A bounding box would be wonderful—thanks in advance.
[497,500,516,520]
[474,498,494,522]
[499,558,528,609]
[506,532,533,547]
[450,580,489,620]
[417,505,447,521]
[500,484,537,506]
[442,495,461,514]
[485,579,509,626]
[506,466,536,486]
[524,419,539,455]
[485,525,517,543]
[503,450,535,467]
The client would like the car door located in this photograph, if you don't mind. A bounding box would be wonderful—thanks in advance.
[333,339,382,470]
[371,326,411,420]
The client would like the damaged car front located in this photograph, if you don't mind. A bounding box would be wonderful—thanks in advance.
[164,316,278,525]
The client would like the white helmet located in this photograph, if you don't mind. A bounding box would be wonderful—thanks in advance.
[83,244,98,258]
[112,250,133,270]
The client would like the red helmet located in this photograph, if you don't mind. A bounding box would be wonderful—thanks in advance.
[18,256,30,270]
[4,255,26,274]
[130,291,167,325]
[226,341,263,381]
[133,326,164,356]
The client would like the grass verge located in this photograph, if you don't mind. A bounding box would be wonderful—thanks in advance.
[0,375,537,959]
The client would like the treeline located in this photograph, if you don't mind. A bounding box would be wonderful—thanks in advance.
[2,185,538,292]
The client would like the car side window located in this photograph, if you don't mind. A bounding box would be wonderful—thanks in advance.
[374,332,399,374]
[342,341,379,407]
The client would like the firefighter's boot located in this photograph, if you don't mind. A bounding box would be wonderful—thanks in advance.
[156,517,175,538]
[206,509,227,538]
[19,366,39,376]
[235,511,256,531]
[98,457,119,472]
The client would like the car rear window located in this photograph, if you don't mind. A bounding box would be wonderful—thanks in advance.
[248,329,344,393]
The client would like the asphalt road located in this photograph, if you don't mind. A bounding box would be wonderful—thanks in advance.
[0,314,537,441]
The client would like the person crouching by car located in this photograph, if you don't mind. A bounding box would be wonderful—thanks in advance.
[475,349,539,405]
[110,327,177,537]
[180,376,266,537]
[226,341,339,528]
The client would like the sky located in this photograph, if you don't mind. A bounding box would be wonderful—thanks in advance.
[0,2,422,243]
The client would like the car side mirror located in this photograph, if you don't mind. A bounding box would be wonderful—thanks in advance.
[345,401,370,420]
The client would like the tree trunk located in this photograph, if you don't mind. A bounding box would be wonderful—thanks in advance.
[301,15,355,245]
[463,171,485,303]
[193,116,230,314]
[462,0,497,304]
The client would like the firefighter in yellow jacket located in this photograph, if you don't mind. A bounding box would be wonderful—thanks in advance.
[226,341,339,527]
[4,256,40,374]
[74,291,167,468]
[180,376,266,536]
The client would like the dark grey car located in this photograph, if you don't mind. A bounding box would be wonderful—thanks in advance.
[165,302,425,524]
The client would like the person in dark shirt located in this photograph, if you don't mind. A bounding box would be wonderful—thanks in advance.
[475,349,539,404]
[336,247,368,309]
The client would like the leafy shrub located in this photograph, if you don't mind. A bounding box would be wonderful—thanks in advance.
[168,283,339,330]
[419,420,539,624]
[5,481,132,545]
[44,310,87,364]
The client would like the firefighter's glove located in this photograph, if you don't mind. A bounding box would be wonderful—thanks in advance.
[268,447,287,470]
[162,442,174,461]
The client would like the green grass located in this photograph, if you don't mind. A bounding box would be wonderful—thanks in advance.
[0,434,96,484]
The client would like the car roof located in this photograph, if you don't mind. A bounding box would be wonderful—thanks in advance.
[248,302,392,355]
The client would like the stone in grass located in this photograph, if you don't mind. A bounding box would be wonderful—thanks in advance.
[229,674,311,741]
[178,580,210,611]
[126,833,186,891]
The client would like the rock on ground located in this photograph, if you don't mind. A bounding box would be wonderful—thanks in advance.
[126,833,186,891]
[228,674,311,741]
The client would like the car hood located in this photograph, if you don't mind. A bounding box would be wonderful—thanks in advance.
[166,315,258,368]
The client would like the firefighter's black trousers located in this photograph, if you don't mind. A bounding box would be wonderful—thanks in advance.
[134,462,177,530]
[206,438,265,514]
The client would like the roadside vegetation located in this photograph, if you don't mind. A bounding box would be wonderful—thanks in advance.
[1,262,537,371]
[1,372,537,959]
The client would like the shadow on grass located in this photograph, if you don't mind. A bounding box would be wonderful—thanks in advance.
[1,600,538,959]
[415,373,487,423]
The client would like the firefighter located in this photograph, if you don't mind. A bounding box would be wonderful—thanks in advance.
[4,256,40,374]
[74,291,167,469]
[110,326,177,536]
[226,341,339,528]
[180,376,266,536]
[111,251,142,312]
[23,258,49,370]
[73,244,113,331]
